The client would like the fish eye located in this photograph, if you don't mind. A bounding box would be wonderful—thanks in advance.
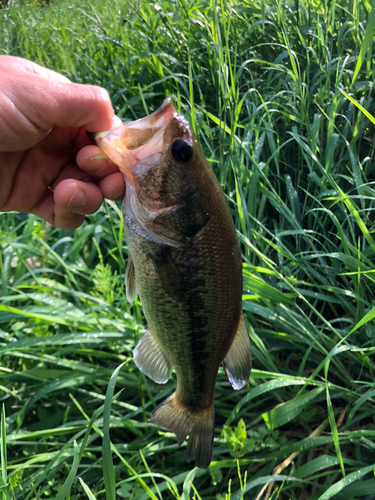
[171,139,193,163]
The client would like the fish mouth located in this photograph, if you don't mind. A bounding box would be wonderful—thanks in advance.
[94,98,177,178]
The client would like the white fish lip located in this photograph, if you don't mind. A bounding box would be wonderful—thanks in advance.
[93,98,177,178]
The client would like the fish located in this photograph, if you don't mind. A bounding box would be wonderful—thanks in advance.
[93,98,251,468]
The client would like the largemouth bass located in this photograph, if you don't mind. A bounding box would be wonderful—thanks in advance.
[94,99,251,468]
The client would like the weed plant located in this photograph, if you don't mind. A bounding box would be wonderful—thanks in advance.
[1,0,375,498]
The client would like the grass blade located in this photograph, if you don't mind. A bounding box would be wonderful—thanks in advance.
[55,441,79,500]
[316,463,375,500]
[1,0,375,497]
[352,0,375,83]
[0,405,8,499]
[349,306,375,334]
[78,477,98,500]
[338,87,375,125]
[325,387,345,477]
[102,362,126,500]
[262,387,324,429]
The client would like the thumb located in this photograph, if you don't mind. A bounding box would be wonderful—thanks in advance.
[0,63,118,151]
[38,80,118,133]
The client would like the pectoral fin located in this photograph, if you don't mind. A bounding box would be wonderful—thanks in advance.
[150,248,185,302]
[127,218,185,301]
[125,254,137,304]
[222,314,251,390]
[134,328,173,384]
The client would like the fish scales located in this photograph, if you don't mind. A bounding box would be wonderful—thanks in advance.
[93,98,252,468]
[125,181,241,406]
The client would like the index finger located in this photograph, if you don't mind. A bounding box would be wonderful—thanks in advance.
[76,144,120,179]
[76,144,126,202]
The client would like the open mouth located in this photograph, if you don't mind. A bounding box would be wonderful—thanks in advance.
[94,98,177,177]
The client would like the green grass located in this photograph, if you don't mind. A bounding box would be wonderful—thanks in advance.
[1,0,375,498]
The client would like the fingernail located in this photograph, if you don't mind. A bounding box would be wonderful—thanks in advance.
[87,159,107,175]
[111,115,123,129]
[67,188,86,207]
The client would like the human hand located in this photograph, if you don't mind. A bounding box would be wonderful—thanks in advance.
[0,55,125,229]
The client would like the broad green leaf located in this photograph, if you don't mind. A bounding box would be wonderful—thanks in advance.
[316,464,375,500]
[262,387,324,429]
[0,332,124,353]
[234,419,246,444]
[225,378,309,425]
[343,479,375,497]
[292,455,339,478]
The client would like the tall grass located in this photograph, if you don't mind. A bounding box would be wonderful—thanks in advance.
[1,0,375,498]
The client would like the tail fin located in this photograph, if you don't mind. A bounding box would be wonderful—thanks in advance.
[149,394,214,468]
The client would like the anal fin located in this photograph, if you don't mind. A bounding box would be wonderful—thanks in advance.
[125,254,137,304]
[222,314,251,390]
[134,328,173,384]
